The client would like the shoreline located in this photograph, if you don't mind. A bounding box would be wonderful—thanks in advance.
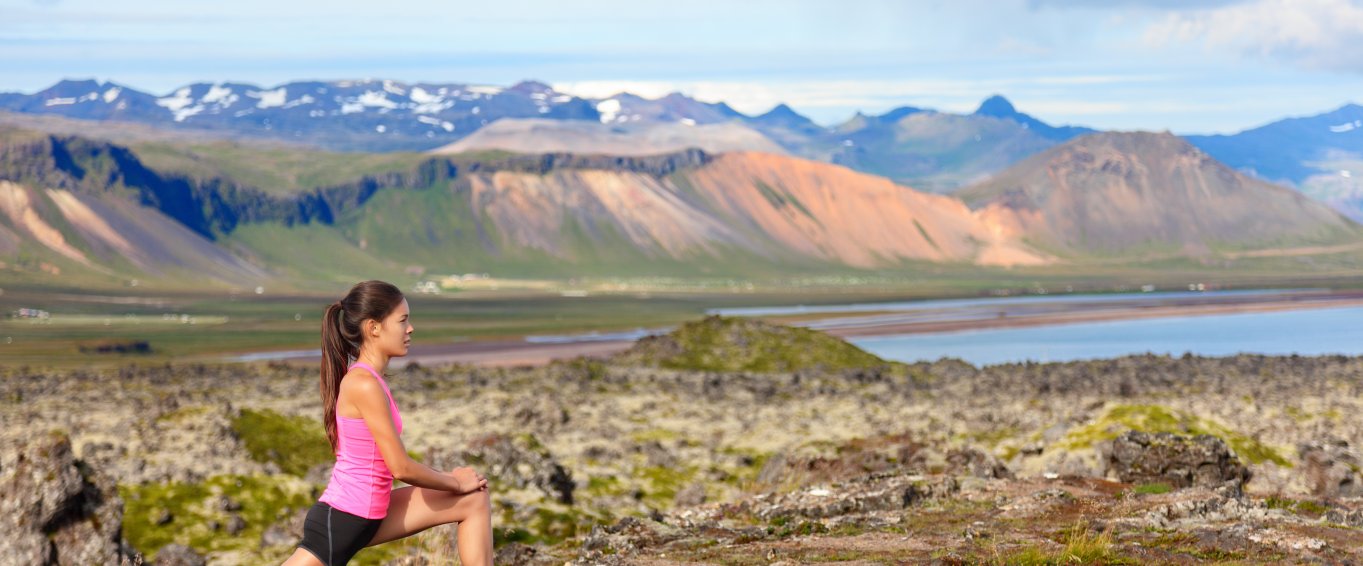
[252,290,1363,368]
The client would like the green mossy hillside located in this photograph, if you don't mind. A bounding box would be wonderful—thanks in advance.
[613,315,896,373]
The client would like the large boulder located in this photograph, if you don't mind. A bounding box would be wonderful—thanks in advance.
[0,432,142,565]
[1104,431,1250,490]
[1298,439,1363,499]
[426,434,575,505]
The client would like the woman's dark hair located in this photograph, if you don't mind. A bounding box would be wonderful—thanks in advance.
[321,280,405,453]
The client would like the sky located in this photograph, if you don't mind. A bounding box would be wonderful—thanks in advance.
[3,0,1362,133]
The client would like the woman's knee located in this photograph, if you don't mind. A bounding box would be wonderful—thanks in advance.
[470,488,492,514]
[457,488,491,520]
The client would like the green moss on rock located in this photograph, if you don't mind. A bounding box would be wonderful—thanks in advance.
[230,408,333,476]
[120,474,313,561]
[1059,404,1291,466]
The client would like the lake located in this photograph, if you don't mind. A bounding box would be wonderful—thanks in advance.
[849,305,1363,366]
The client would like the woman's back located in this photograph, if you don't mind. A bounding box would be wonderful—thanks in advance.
[317,361,403,519]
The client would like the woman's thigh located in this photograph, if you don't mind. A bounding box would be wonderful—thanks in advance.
[365,486,490,547]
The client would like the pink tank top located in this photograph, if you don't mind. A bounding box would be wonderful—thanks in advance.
[318,361,404,519]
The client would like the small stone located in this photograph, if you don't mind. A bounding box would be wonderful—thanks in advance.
[963,521,990,540]
[219,495,242,512]
[260,523,295,548]
[225,514,246,535]
[153,543,205,566]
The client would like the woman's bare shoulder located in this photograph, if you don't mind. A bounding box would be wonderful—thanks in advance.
[336,368,384,417]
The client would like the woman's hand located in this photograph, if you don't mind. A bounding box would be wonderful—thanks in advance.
[448,466,488,494]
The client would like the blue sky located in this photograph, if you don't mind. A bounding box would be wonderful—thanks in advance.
[3,0,1362,133]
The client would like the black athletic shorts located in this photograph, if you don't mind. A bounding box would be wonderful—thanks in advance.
[297,501,384,565]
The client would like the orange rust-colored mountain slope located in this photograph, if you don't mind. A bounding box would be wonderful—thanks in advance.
[459,152,1051,268]
[683,152,1051,267]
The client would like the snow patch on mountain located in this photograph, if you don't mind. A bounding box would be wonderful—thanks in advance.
[102,87,121,103]
[172,105,205,122]
[597,99,621,123]
[250,88,287,109]
[410,87,442,104]
[202,84,234,104]
[157,88,194,112]
[466,85,502,95]
[358,91,398,109]
[1329,120,1362,133]
[282,95,316,109]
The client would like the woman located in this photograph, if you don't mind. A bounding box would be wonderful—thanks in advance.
[283,280,493,566]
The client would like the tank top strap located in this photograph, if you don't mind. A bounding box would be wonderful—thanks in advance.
[349,361,395,404]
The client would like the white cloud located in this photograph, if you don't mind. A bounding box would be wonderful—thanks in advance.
[1144,0,1363,73]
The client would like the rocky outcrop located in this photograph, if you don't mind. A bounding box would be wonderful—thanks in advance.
[1105,431,1251,490]
[427,434,575,505]
[1101,430,1248,490]
[0,432,142,566]
[1298,439,1363,499]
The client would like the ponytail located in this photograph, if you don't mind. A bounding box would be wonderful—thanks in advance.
[319,281,405,454]
[320,301,353,454]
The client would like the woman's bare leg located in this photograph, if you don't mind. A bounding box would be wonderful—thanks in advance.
[366,485,493,566]
[280,547,324,566]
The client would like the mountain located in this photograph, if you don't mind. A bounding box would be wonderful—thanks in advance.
[740,96,1094,192]
[2,80,1104,193]
[956,131,1361,257]
[744,103,828,152]
[428,118,786,157]
[1185,103,1363,222]
[0,79,601,152]
[592,92,745,125]
[972,95,1093,141]
[0,129,268,285]
[7,125,1362,287]
[1185,103,1363,185]
[0,127,1051,286]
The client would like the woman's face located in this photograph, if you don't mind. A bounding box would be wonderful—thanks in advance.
[364,298,413,357]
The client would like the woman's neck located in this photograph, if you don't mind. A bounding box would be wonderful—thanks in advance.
[356,348,389,374]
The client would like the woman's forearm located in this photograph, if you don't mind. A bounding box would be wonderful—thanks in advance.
[394,459,462,492]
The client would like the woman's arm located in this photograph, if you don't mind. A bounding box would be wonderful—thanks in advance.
[348,374,487,493]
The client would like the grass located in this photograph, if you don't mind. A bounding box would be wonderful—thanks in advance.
[1131,482,1173,496]
[992,523,1131,565]
[128,141,428,195]
[1265,496,1330,517]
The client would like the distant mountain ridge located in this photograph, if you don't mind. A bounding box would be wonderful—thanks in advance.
[1,79,1097,191]
[4,78,1361,214]
[0,79,601,152]
[1185,103,1363,184]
